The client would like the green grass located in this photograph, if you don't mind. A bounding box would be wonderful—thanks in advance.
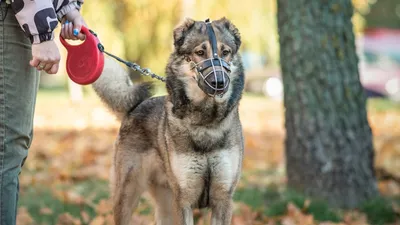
[18,184,92,224]
[367,98,400,112]
[18,179,153,224]
[360,197,398,225]
[53,179,110,204]
[18,173,400,225]
[265,189,342,222]
[234,186,342,223]
[234,185,400,224]
[233,187,269,210]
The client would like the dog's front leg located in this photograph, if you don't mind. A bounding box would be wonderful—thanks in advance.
[209,146,242,225]
[183,206,194,225]
[169,152,207,225]
[210,198,233,225]
[172,201,194,225]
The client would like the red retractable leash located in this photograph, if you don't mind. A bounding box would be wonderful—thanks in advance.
[60,25,165,85]
[60,25,104,85]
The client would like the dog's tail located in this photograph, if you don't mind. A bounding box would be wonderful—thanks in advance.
[92,56,152,121]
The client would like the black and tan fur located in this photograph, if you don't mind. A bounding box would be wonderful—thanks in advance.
[92,17,245,225]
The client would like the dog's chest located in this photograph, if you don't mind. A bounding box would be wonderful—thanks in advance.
[170,146,241,207]
[188,126,228,152]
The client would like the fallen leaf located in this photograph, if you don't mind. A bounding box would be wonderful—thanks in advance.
[16,207,33,225]
[96,199,113,215]
[303,199,311,211]
[281,217,296,225]
[104,214,114,225]
[81,211,90,224]
[40,207,53,215]
[392,202,400,215]
[90,216,105,225]
[56,213,81,225]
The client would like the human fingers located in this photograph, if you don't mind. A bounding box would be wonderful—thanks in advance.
[29,57,40,67]
[30,40,61,72]
[48,63,59,74]
[67,21,76,40]
[43,63,53,72]
[72,18,86,40]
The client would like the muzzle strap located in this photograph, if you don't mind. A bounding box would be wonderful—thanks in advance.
[196,59,231,74]
[205,19,219,58]
[191,19,232,96]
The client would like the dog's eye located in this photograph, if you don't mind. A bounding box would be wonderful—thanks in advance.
[196,50,205,56]
[222,50,231,56]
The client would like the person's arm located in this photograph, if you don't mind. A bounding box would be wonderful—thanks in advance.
[10,0,84,44]
[55,0,84,22]
[10,0,85,74]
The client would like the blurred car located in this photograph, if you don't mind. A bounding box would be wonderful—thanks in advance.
[244,67,283,99]
[359,28,400,101]
[244,28,400,101]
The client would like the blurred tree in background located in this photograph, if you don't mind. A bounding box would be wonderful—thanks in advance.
[364,0,400,29]
[80,0,181,81]
[48,0,279,86]
[277,0,379,208]
[42,0,378,91]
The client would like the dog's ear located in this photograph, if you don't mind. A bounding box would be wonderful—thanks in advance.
[219,17,241,51]
[173,18,196,51]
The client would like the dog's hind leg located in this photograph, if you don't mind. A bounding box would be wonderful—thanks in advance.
[112,161,146,225]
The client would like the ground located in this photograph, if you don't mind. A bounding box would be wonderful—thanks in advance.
[15,87,400,225]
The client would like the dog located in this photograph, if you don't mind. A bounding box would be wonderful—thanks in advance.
[92,17,245,225]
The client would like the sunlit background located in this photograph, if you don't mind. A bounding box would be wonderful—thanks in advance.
[16,0,400,224]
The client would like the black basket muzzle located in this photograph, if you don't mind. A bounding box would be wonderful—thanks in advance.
[192,19,232,97]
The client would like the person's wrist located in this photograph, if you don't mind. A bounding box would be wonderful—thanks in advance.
[57,1,82,21]
[32,39,55,46]
[64,8,81,22]
[31,32,55,45]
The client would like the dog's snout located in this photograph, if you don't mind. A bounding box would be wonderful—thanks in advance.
[207,71,227,88]
[211,78,225,89]
[197,64,231,95]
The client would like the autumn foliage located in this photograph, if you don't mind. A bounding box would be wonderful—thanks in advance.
[15,91,400,225]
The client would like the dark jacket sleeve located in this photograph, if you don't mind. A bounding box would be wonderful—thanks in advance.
[10,0,84,44]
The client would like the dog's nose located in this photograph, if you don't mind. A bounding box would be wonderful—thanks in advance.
[209,72,226,89]
[211,79,225,89]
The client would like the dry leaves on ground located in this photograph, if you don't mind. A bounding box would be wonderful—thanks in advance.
[14,94,400,225]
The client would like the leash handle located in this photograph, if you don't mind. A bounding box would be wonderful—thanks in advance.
[59,25,90,49]
[60,25,104,85]
[60,26,166,84]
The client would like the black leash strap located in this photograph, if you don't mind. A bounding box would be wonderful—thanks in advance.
[89,29,166,83]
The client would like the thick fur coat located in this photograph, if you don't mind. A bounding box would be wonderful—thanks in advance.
[92,17,245,225]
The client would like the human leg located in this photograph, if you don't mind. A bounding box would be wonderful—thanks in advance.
[0,3,40,224]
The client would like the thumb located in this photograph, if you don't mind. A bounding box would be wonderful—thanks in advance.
[72,19,86,41]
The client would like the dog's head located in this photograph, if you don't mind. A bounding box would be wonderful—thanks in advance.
[167,17,243,101]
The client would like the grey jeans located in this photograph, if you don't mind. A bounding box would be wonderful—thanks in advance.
[0,2,40,225]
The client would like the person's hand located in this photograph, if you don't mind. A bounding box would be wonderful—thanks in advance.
[60,9,87,40]
[30,40,61,74]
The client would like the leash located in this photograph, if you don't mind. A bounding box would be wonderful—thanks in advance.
[60,26,166,85]
[92,30,166,83]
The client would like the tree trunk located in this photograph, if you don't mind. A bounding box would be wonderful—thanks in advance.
[277,0,379,208]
